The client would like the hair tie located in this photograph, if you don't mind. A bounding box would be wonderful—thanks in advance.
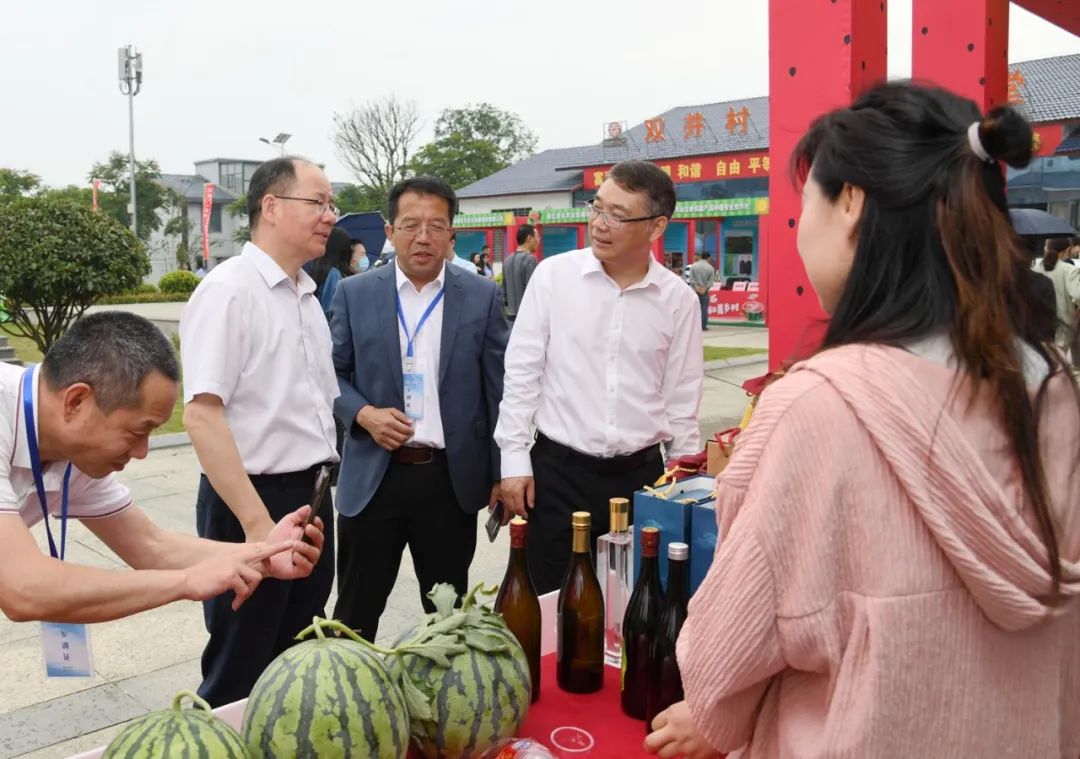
[967,121,993,163]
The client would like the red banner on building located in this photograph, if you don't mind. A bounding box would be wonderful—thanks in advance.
[584,151,771,190]
[91,179,101,212]
[201,183,214,263]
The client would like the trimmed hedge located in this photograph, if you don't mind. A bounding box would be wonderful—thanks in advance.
[159,270,201,294]
[131,283,159,294]
[97,292,190,305]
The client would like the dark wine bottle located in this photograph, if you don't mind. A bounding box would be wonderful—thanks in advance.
[494,517,542,703]
[621,525,664,720]
[557,511,605,694]
[645,542,690,729]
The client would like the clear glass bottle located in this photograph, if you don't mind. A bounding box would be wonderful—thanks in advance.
[597,497,633,668]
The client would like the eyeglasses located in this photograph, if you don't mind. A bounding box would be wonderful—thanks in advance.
[585,201,661,230]
[274,195,338,217]
[393,221,452,238]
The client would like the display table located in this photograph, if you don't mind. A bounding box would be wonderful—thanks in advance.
[512,654,652,757]
[73,593,655,758]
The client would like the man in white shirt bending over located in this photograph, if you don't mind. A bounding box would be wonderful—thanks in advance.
[495,160,704,593]
[0,312,324,624]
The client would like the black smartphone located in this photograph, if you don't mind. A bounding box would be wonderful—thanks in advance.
[485,501,506,543]
[303,465,333,540]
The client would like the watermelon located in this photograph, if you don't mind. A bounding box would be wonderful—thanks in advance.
[103,690,249,758]
[241,617,410,758]
[388,583,532,759]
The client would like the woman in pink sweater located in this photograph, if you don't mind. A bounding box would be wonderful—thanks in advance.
[645,82,1080,758]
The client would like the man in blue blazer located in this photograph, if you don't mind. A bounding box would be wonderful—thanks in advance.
[329,176,508,641]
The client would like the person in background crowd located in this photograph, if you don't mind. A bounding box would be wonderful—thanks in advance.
[311,227,356,319]
[645,82,1080,759]
[351,239,370,273]
[502,224,540,326]
[686,252,717,331]
[481,247,494,278]
[1031,236,1080,357]
[446,231,477,273]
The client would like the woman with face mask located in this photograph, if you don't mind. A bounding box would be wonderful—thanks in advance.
[646,82,1080,758]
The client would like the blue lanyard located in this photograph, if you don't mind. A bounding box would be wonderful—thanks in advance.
[21,366,72,561]
[395,287,445,359]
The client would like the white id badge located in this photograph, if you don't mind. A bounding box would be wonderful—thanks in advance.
[41,622,93,678]
[403,371,425,420]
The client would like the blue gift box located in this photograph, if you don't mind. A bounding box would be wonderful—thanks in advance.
[632,475,716,592]
[689,500,719,596]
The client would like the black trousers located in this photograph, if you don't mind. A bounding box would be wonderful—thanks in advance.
[194,469,335,707]
[527,434,665,595]
[333,452,477,642]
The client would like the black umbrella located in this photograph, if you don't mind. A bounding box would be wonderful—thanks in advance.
[334,212,387,270]
[1009,208,1076,237]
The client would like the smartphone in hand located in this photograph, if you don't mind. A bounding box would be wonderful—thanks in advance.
[485,501,506,543]
[303,465,333,543]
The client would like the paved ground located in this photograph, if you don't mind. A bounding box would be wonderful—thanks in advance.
[0,325,768,758]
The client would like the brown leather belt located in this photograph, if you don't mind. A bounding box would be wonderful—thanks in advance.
[390,446,444,465]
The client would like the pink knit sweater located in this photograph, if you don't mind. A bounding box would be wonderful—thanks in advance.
[677,342,1080,757]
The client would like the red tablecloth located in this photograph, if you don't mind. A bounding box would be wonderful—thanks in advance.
[517,654,651,758]
[405,654,650,758]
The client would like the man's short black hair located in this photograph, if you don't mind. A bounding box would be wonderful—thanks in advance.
[247,156,302,231]
[608,160,677,219]
[516,224,536,246]
[387,176,458,225]
[41,312,179,413]
[481,244,491,251]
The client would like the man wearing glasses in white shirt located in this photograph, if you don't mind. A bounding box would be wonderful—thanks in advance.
[180,156,340,705]
[495,160,704,593]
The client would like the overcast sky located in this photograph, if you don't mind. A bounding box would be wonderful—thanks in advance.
[2,1,1077,189]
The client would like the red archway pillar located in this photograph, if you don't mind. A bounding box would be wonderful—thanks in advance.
[766,0,888,370]
[912,0,1009,111]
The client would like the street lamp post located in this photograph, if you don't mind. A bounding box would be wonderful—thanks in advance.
[117,45,143,237]
[258,133,292,155]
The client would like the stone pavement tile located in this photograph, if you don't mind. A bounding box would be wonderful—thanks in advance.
[0,636,100,713]
[112,659,202,713]
[0,683,142,759]
[0,617,37,647]
[89,601,207,683]
[13,723,125,759]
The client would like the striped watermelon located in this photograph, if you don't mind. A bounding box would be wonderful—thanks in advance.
[241,617,410,758]
[103,690,248,758]
[390,584,531,759]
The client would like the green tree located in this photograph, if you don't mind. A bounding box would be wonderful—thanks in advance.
[335,184,385,215]
[88,152,175,242]
[0,197,149,353]
[0,168,42,202]
[39,184,93,207]
[227,195,251,243]
[410,103,538,188]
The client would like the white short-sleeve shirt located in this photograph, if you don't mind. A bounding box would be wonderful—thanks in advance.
[0,363,133,527]
[180,242,339,474]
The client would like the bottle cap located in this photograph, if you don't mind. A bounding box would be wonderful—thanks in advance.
[640,526,660,556]
[608,498,629,533]
[571,511,591,529]
[509,517,527,535]
[668,541,689,561]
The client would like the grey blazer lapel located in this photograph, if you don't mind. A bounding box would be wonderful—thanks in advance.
[377,265,404,403]
[439,266,464,384]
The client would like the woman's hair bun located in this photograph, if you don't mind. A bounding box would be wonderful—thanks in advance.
[979,105,1033,169]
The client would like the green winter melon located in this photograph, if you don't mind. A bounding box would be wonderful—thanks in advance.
[103,690,249,758]
[390,584,532,759]
[241,617,410,758]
